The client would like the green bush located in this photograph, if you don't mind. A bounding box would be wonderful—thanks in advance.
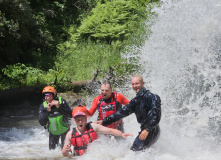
[1,63,56,89]
[57,40,134,81]
[74,0,146,43]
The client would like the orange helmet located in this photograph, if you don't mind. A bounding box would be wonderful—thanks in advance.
[72,105,88,118]
[42,86,56,95]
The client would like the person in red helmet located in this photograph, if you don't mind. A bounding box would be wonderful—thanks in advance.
[62,105,133,157]
[88,82,129,132]
[39,86,72,150]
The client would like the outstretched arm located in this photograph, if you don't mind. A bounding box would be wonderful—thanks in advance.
[102,96,139,126]
[91,123,133,138]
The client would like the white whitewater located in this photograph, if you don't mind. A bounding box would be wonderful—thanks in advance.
[0,0,221,160]
[138,0,221,159]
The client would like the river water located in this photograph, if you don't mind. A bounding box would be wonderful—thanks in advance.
[1,0,221,159]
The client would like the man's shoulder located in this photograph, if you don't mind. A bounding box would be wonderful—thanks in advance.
[90,122,99,131]
[143,90,156,98]
[57,97,66,101]
[66,129,73,138]
[116,92,127,98]
[116,92,123,96]
[39,103,45,109]
[116,93,126,100]
[143,90,161,102]
[95,95,100,99]
[93,96,100,102]
[144,89,160,97]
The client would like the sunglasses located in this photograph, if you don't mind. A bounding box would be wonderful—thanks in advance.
[45,94,53,97]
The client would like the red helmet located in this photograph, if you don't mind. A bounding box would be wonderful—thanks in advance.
[72,105,88,118]
[42,86,56,95]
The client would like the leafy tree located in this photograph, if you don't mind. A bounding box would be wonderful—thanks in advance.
[0,0,43,69]
[75,0,147,43]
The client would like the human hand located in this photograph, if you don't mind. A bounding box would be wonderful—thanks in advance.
[51,100,60,108]
[121,133,134,138]
[65,144,72,153]
[139,129,149,140]
[95,120,103,125]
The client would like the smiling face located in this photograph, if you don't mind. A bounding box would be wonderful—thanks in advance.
[131,76,144,93]
[74,115,87,132]
[101,83,112,99]
[44,93,53,103]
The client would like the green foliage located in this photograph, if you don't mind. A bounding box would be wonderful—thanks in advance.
[0,0,160,91]
[75,0,146,43]
[0,11,19,38]
[0,0,95,71]
[56,33,142,84]
[0,0,52,70]
[1,63,57,89]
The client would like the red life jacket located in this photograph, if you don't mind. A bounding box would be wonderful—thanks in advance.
[97,92,122,129]
[71,123,98,156]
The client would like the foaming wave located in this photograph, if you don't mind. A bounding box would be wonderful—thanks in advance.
[140,0,221,159]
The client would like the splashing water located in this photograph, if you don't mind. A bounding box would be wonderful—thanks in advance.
[0,0,221,160]
[139,0,221,159]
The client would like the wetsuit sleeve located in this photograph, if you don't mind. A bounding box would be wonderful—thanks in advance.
[117,93,130,105]
[143,94,161,132]
[39,104,50,126]
[58,98,72,118]
[102,96,139,126]
[88,97,99,116]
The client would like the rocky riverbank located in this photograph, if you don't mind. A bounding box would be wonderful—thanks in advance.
[0,86,82,118]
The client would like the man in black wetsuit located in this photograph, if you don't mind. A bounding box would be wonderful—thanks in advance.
[97,75,161,151]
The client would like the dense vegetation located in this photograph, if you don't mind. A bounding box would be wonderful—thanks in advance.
[0,0,159,91]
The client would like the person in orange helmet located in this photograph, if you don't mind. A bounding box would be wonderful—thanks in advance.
[62,105,133,157]
[88,82,129,132]
[39,86,72,150]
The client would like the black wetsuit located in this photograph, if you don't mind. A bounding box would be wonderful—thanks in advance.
[102,88,161,151]
[39,97,72,149]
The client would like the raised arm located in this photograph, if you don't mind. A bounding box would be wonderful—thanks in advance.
[88,97,99,116]
[91,123,133,138]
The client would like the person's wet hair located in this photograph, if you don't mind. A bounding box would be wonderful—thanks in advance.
[102,82,112,89]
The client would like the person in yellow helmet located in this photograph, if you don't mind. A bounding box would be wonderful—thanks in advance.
[62,105,133,156]
[39,86,72,150]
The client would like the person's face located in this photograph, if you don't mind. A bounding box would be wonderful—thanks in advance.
[74,115,87,130]
[131,77,144,93]
[101,84,112,99]
[44,93,53,103]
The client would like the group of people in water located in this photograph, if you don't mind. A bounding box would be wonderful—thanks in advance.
[38,75,161,157]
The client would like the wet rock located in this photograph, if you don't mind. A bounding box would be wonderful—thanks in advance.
[0,87,82,117]
[57,91,82,109]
